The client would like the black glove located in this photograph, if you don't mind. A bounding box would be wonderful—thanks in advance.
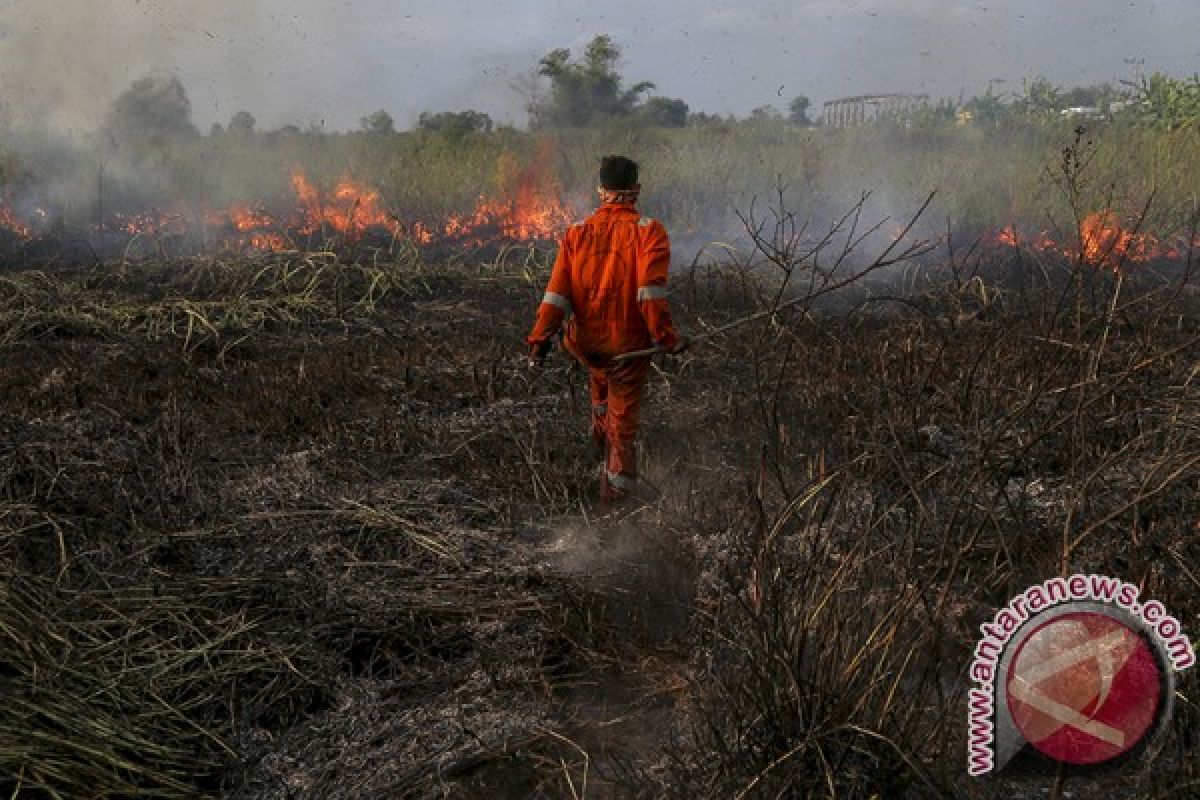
[528,339,552,368]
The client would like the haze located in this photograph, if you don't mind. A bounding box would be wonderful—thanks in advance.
[0,0,1196,131]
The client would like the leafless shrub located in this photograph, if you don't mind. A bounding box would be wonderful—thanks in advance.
[655,172,1197,798]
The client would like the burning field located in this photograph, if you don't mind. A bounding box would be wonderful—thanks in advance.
[0,139,575,259]
[0,165,1198,798]
[993,210,1199,270]
[5,0,1200,792]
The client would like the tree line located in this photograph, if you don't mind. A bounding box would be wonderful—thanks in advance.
[98,35,1200,147]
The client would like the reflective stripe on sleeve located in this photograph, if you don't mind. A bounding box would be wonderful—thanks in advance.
[542,291,574,317]
[636,286,669,301]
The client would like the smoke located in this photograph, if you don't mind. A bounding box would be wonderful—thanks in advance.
[540,515,695,644]
[0,2,380,133]
[1,1,1192,135]
[0,1,536,134]
[1,3,208,131]
[0,1,351,232]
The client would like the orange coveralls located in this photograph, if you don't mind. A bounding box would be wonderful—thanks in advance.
[527,201,679,497]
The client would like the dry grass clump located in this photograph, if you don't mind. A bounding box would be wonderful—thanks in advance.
[0,574,317,798]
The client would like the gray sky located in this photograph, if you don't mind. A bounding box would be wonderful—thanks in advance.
[1,0,1197,131]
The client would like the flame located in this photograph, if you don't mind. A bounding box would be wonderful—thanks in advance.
[994,224,1056,254]
[996,225,1020,248]
[991,211,1190,269]
[443,139,573,243]
[0,148,575,253]
[206,205,291,252]
[1077,211,1180,267]
[291,171,399,239]
[229,204,276,232]
[409,221,435,245]
[0,203,31,239]
[118,211,187,237]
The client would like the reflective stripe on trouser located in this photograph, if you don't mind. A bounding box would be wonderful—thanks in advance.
[605,470,636,491]
[588,356,650,493]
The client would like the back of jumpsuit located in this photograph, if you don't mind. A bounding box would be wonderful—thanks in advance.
[526,200,679,497]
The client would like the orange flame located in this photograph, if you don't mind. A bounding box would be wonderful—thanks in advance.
[118,212,187,237]
[996,225,1020,248]
[291,171,399,239]
[228,204,276,232]
[0,203,31,239]
[443,140,573,243]
[994,224,1056,254]
[991,211,1190,269]
[1077,210,1180,267]
[0,149,574,253]
[220,205,290,251]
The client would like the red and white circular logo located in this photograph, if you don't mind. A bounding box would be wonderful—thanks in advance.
[1005,611,1164,765]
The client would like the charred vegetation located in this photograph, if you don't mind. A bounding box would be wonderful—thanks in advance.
[0,149,1197,798]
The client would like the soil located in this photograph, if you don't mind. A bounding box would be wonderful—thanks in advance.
[1,249,1196,798]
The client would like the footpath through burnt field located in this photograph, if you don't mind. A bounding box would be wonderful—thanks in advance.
[0,250,1196,798]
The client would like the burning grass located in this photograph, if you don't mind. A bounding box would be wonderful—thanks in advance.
[0,218,1197,797]
[0,137,575,259]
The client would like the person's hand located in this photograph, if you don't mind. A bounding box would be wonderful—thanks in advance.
[527,339,552,369]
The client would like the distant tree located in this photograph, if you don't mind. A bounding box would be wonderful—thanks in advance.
[687,110,734,128]
[787,95,812,126]
[264,124,302,144]
[638,96,689,127]
[1061,86,1100,109]
[531,34,655,127]
[228,110,256,133]
[1014,77,1063,115]
[964,87,1007,126]
[417,110,494,136]
[902,99,958,130]
[748,105,783,121]
[1133,72,1200,127]
[359,109,395,134]
[209,122,224,137]
[104,74,198,145]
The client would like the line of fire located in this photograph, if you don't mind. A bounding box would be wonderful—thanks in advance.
[2,142,1196,271]
[3,185,1196,270]
[0,142,574,259]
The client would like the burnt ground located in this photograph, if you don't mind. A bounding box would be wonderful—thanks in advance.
[0,246,1197,799]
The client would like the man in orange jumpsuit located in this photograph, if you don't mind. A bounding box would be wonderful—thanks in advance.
[526,155,684,501]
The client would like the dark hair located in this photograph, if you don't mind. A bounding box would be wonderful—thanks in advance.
[599,155,639,190]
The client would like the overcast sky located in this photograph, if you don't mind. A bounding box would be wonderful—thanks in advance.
[1,0,1197,131]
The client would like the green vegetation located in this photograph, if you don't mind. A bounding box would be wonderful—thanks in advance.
[5,112,1200,249]
[530,34,666,128]
[417,110,495,137]
[1137,72,1200,127]
[3,39,1200,253]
